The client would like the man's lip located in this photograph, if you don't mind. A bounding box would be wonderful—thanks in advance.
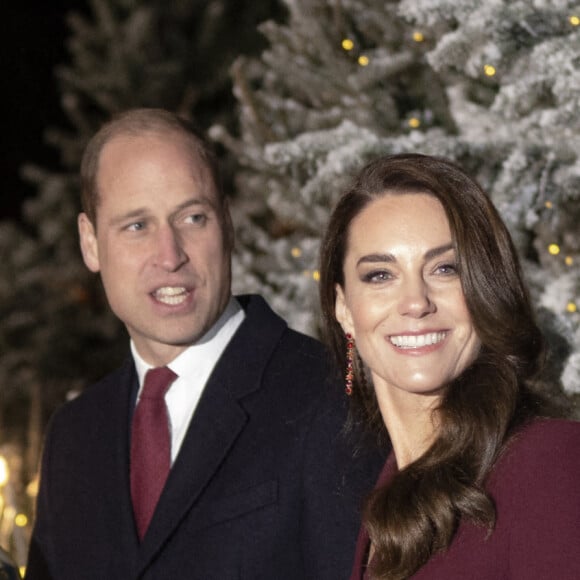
[152,286,189,296]
[149,286,193,306]
[148,284,193,294]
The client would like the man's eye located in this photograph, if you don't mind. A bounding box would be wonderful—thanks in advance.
[185,214,207,225]
[125,221,145,232]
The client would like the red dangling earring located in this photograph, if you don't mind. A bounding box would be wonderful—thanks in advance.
[345,333,354,396]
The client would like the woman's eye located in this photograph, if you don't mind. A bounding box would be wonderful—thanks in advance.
[436,263,458,275]
[362,270,393,283]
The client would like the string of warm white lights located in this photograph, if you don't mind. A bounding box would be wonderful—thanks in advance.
[291,13,580,318]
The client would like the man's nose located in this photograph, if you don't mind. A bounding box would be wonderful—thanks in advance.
[154,225,188,272]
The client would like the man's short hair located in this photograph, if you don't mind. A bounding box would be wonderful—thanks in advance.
[80,108,224,225]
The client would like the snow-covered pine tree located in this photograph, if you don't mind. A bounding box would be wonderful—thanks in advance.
[400,0,580,398]
[213,0,580,408]
[212,0,456,333]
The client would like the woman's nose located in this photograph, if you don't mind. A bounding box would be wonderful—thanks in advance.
[396,276,436,318]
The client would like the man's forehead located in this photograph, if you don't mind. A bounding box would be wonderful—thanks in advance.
[101,129,197,158]
[97,131,214,185]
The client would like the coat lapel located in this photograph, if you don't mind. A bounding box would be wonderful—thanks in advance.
[113,361,142,559]
[135,295,287,574]
[87,358,141,573]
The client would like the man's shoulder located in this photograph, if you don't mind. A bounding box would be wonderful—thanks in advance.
[236,294,330,368]
[50,358,134,425]
[80,357,134,397]
[230,294,339,402]
[236,294,326,352]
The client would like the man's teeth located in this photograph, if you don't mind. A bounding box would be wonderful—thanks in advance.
[153,287,188,305]
[390,332,446,348]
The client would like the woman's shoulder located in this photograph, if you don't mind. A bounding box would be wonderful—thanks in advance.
[495,417,580,481]
[489,421,580,577]
[508,417,580,452]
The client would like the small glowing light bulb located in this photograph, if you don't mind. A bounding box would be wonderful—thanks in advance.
[548,244,561,255]
[291,247,302,258]
[566,302,578,313]
[0,456,8,486]
[484,64,497,77]
[408,117,421,128]
[544,201,553,209]
[569,15,580,26]
[342,38,355,51]
[413,31,425,42]
[358,55,370,66]
[312,270,321,282]
[565,256,574,266]
[15,513,28,527]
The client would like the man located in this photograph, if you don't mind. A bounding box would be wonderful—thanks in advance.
[25,109,380,579]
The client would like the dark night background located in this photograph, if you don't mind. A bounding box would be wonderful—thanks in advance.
[1,2,84,222]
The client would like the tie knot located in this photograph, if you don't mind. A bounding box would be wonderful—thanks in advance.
[141,367,177,400]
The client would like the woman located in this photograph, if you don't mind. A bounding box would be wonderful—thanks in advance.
[319,153,580,579]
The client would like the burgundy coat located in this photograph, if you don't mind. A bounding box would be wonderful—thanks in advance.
[351,418,580,579]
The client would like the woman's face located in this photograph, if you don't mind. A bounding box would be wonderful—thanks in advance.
[335,192,481,404]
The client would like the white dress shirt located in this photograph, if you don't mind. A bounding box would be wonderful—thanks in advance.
[131,297,245,463]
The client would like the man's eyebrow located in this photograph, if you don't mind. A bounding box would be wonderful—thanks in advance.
[171,197,212,214]
[108,197,213,226]
[169,197,217,220]
[355,243,454,267]
[108,208,150,227]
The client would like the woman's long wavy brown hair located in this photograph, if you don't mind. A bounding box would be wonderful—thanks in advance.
[319,153,549,579]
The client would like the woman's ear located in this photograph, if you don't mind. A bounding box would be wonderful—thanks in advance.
[78,213,101,273]
[335,284,354,337]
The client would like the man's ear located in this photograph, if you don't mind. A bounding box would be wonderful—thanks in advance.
[78,213,101,273]
[335,284,354,337]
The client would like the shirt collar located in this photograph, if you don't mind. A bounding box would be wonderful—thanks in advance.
[131,296,245,389]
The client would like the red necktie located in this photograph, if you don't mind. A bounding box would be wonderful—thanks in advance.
[130,366,177,540]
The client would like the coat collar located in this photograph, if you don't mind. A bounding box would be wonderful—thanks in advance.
[135,294,287,572]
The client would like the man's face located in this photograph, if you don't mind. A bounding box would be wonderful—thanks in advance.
[78,131,233,366]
